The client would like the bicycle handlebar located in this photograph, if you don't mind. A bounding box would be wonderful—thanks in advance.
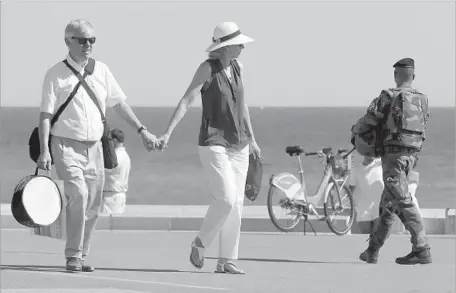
[305,147,355,159]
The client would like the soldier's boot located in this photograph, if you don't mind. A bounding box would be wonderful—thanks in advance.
[359,246,379,264]
[395,248,432,265]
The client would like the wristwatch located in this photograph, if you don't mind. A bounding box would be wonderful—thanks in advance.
[137,125,147,134]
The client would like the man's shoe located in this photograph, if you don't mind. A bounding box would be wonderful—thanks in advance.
[66,257,82,272]
[359,247,379,264]
[81,261,95,272]
[395,248,432,265]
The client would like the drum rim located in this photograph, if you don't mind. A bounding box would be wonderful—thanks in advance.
[25,174,63,223]
[13,173,63,227]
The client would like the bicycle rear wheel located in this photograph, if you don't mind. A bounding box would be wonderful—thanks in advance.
[267,185,302,232]
[323,182,355,236]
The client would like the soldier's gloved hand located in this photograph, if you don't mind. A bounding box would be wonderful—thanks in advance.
[350,133,356,146]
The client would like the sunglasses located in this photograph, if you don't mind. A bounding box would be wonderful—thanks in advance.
[71,36,96,45]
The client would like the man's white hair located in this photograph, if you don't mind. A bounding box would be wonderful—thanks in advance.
[64,19,94,42]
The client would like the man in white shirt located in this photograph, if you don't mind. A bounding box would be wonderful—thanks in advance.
[350,156,421,233]
[36,19,159,272]
[102,129,131,214]
[349,156,384,233]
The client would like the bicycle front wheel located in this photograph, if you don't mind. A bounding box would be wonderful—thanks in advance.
[323,182,355,236]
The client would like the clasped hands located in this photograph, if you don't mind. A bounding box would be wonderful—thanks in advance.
[139,130,169,152]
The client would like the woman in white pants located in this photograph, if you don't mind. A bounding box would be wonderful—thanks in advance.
[158,22,261,274]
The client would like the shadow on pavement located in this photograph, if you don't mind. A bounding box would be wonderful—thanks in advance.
[0,264,212,274]
[207,256,361,264]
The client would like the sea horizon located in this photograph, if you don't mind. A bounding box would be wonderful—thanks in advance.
[1,107,454,209]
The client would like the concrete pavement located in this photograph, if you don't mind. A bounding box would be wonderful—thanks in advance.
[1,230,455,293]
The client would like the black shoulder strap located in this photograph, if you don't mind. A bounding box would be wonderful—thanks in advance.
[50,59,90,127]
[63,58,106,122]
[381,88,399,117]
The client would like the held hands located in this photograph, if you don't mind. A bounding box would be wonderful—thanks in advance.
[140,130,160,151]
[140,129,170,152]
[157,133,170,151]
[37,150,52,171]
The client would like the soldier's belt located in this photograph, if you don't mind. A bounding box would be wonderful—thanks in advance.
[383,145,418,154]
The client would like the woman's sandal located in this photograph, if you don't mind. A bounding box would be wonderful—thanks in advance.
[215,260,245,274]
[189,240,205,269]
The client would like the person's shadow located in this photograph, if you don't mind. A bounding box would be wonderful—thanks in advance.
[0,257,362,275]
[0,264,210,274]
[206,256,361,264]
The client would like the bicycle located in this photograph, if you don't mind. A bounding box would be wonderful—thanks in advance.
[267,145,356,236]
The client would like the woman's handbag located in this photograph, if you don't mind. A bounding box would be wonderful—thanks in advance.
[245,154,263,201]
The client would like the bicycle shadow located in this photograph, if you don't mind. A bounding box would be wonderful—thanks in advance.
[206,256,361,264]
[0,264,210,274]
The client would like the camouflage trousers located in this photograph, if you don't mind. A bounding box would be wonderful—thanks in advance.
[369,152,430,251]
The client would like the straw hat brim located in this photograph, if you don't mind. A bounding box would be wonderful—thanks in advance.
[205,34,254,52]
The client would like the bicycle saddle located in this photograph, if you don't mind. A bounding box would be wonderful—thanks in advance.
[285,146,305,156]
[322,147,332,154]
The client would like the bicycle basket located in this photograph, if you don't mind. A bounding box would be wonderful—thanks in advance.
[331,155,349,177]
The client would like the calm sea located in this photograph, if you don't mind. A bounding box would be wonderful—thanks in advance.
[1,107,454,208]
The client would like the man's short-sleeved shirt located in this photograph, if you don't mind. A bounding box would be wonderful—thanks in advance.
[103,147,131,193]
[40,54,127,141]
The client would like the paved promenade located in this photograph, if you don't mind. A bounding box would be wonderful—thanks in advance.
[1,230,455,293]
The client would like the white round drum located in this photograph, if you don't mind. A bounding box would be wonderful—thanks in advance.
[11,169,63,228]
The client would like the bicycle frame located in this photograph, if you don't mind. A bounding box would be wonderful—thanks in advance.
[270,151,351,216]
[268,146,356,235]
[296,154,336,203]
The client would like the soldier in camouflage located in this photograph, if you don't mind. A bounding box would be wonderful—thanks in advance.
[351,58,431,265]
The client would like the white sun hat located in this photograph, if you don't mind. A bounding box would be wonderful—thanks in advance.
[205,22,254,53]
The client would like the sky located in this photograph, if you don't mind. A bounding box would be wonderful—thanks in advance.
[0,0,455,107]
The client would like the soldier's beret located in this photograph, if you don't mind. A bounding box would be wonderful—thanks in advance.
[393,58,414,68]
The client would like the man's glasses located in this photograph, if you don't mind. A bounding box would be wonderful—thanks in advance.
[71,37,96,45]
